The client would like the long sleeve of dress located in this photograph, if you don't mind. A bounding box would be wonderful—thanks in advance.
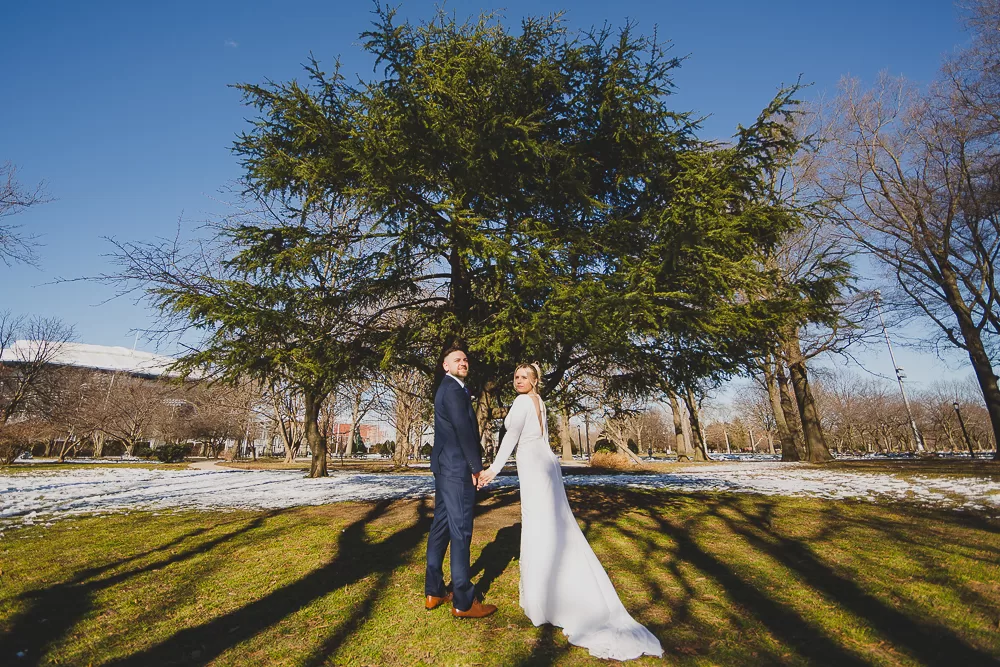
[486,395,528,477]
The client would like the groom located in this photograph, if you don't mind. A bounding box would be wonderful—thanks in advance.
[424,345,498,618]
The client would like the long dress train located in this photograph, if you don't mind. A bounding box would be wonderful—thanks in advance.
[486,394,663,661]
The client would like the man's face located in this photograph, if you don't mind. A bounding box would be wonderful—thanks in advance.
[443,350,469,379]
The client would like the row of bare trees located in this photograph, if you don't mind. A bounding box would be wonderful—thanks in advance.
[729,372,996,456]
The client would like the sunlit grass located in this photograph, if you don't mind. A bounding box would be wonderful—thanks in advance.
[1,489,998,666]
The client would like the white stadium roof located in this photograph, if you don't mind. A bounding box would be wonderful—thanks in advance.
[0,341,183,378]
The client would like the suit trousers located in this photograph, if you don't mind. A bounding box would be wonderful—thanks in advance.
[425,472,477,611]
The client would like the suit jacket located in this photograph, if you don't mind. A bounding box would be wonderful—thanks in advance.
[431,375,483,477]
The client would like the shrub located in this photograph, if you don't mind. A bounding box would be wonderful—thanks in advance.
[420,442,432,458]
[593,439,616,454]
[133,442,153,458]
[589,450,635,470]
[626,438,639,454]
[153,443,190,463]
[0,421,47,464]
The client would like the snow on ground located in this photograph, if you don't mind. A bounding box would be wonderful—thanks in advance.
[1,463,998,528]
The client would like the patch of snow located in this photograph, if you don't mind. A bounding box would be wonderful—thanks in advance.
[0,463,997,529]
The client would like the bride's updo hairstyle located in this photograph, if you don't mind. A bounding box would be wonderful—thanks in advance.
[515,362,543,392]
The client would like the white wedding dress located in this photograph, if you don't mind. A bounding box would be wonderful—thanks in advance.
[485,394,663,661]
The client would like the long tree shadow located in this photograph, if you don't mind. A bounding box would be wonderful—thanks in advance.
[515,623,569,667]
[714,496,1000,666]
[102,499,425,666]
[0,514,279,667]
[469,523,521,600]
[106,491,521,666]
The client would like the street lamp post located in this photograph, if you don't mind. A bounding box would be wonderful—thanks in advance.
[874,291,926,453]
[953,401,977,459]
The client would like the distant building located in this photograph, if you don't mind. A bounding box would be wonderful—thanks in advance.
[0,341,184,379]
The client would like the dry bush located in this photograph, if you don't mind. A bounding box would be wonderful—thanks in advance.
[0,420,51,464]
[589,450,636,471]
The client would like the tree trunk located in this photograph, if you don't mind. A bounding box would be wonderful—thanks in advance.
[684,388,710,461]
[304,392,328,478]
[668,390,690,461]
[92,432,105,458]
[346,391,361,459]
[393,386,411,467]
[476,382,498,462]
[559,407,573,463]
[775,360,805,461]
[784,335,834,462]
[763,357,798,461]
[946,290,1000,460]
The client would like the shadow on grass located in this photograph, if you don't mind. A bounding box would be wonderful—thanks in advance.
[514,623,570,666]
[566,487,1000,666]
[103,490,519,666]
[0,514,279,667]
[713,497,1000,666]
[470,522,521,600]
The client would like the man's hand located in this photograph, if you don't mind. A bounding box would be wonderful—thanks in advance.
[472,471,480,487]
[477,469,496,489]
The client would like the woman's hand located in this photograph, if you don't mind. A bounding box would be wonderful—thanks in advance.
[477,469,497,489]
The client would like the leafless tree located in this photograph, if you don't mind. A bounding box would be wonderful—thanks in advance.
[733,385,777,454]
[0,162,51,267]
[381,367,431,467]
[820,3,1000,457]
[0,314,74,461]
[97,375,173,457]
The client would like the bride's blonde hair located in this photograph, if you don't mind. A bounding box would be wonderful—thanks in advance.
[515,362,543,392]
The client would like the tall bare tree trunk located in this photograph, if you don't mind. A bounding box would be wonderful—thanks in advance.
[668,390,690,461]
[784,334,834,462]
[560,407,573,463]
[938,274,1000,460]
[684,388,710,461]
[304,392,328,478]
[346,391,361,459]
[394,385,412,467]
[763,356,798,461]
[774,361,805,461]
[92,431,105,458]
[476,382,498,462]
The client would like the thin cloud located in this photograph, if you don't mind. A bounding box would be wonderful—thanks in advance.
[224,39,239,48]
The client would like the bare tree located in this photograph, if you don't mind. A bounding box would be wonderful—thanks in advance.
[382,368,431,467]
[821,5,1000,457]
[0,315,72,462]
[98,376,173,457]
[265,380,305,463]
[733,384,777,454]
[0,162,50,267]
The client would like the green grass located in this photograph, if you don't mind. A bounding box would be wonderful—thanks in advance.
[1,489,999,666]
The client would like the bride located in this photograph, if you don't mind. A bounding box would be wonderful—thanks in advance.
[477,363,663,661]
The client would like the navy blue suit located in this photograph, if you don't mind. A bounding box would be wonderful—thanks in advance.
[425,374,483,610]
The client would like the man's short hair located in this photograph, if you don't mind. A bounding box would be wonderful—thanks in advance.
[440,344,467,365]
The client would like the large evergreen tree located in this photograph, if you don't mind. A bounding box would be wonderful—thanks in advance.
[233,6,805,423]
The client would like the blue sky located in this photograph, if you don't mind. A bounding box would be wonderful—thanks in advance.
[1,0,975,392]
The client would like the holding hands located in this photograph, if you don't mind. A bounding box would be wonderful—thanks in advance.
[476,469,496,489]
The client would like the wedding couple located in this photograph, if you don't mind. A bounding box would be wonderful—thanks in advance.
[424,345,663,661]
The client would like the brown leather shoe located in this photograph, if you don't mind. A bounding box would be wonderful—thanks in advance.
[451,599,498,619]
[425,592,453,610]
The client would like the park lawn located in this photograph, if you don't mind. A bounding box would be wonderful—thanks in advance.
[1,490,998,666]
